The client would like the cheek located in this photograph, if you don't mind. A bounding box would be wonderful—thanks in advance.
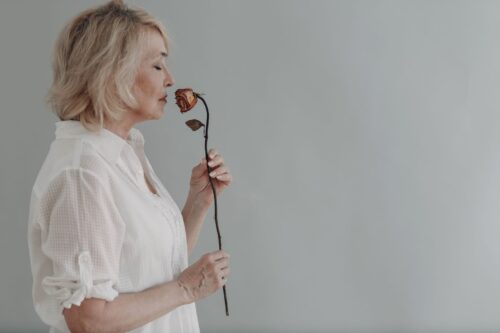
[144,81,159,101]
[133,68,164,107]
[134,77,157,103]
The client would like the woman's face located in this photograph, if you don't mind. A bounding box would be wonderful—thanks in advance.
[132,30,175,121]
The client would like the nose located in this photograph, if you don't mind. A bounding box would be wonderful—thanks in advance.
[164,67,175,87]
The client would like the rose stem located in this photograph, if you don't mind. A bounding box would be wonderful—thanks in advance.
[196,94,229,316]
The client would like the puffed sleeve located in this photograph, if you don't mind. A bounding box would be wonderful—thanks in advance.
[38,167,126,312]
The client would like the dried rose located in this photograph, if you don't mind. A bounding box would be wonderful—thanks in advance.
[175,87,229,316]
[175,88,198,113]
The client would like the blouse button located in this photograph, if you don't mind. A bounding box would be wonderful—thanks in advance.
[79,252,90,264]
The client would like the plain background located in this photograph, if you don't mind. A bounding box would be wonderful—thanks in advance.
[2,0,500,332]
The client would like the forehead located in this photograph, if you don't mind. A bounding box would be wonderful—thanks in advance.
[143,30,168,60]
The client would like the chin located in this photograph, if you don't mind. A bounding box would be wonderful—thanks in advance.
[152,110,164,120]
[142,107,163,120]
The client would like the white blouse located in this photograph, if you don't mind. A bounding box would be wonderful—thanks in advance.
[27,120,200,333]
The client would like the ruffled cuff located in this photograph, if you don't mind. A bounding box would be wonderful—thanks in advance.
[42,251,119,311]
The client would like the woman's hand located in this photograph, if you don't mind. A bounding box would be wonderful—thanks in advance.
[189,148,233,208]
[176,250,230,303]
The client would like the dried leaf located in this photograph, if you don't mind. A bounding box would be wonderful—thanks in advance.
[185,119,205,131]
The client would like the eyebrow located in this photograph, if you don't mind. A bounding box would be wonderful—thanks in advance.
[151,52,168,61]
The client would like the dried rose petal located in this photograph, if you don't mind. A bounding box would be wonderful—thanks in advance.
[175,88,198,113]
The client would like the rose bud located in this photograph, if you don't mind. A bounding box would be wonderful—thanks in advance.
[175,88,198,113]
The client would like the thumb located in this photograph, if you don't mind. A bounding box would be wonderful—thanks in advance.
[192,158,208,175]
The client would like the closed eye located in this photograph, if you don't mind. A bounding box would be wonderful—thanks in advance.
[154,65,162,71]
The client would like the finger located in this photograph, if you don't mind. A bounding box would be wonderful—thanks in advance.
[214,258,230,270]
[217,267,231,280]
[208,148,218,159]
[207,155,224,167]
[215,173,232,183]
[209,166,229,178]
[209,250,230,262]
[201,157,214,166]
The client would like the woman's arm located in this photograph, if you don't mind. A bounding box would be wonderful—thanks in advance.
[182,191,209,256]
[64,280,189,333]
[63,250,230,333]
[183,148,232,257]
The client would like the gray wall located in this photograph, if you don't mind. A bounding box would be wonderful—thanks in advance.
[2,0,500,332]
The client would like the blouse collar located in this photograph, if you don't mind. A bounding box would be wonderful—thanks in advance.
[54,120,145,164]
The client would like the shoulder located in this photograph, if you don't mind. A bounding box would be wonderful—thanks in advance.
[33,138,113,199]
[78,141,114,182]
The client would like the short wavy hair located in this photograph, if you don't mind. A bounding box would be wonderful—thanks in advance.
[46,0,170,132]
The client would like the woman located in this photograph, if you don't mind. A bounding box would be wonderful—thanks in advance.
[27,1,232,332]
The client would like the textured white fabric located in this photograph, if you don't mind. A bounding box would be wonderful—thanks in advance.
[27,120,200,333]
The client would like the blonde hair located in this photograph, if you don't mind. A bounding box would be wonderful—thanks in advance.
[46,0,170,132]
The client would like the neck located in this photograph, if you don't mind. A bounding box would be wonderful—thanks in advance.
[103,112,140,140]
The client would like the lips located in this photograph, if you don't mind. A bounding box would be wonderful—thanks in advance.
[159,94,168,102]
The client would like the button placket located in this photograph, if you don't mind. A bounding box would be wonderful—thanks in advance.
[135,168,151,195]
[158,194,184,273]
[128,143,184,274]
[126,146,152,196]
[154,198,179,273]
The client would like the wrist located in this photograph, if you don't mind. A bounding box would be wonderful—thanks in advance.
[186,190,211,212]
[175,278,195,305]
